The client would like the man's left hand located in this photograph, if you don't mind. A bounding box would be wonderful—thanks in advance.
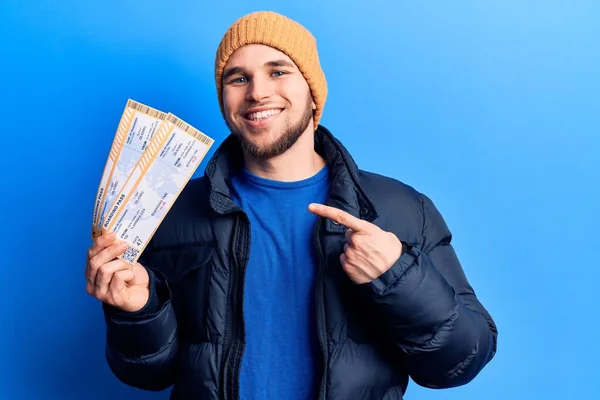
[308,203,403,284]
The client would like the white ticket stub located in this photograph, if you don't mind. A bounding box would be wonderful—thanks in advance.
[92,99,166,239]
[101,113,214,264]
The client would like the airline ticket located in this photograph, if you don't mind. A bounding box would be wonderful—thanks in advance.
[100,113,214,264]
[91,99,167,239]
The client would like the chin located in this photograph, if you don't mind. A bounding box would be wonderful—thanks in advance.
[243,136,279,153]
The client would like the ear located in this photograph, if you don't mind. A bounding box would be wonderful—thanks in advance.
[312,100,316,110]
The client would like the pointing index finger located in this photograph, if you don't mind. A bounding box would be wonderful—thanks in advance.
[308,203,367,231]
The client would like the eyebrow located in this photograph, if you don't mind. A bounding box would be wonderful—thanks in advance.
[222,59,296,82]
[222,66,244,82]
[264,59,296,69]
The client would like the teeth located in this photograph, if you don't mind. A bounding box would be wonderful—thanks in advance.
[247,109,281,121]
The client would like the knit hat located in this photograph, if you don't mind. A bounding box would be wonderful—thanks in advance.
[215,11,327,129]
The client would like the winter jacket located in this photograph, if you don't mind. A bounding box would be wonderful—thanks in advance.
[102,125,498,400]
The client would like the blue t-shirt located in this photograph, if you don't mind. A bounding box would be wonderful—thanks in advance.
[230,165,330,400]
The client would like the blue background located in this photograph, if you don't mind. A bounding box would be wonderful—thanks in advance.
[1,1,598,399]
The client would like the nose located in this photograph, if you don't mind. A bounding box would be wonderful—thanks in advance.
[246,75,273,102]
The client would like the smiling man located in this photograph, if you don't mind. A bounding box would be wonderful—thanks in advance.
[87,10,498,400]
[220,51,316,161]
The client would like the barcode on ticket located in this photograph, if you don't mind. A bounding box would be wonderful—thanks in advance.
[127,99,167,120]
[167,114,213,145]
[121,246,140,264]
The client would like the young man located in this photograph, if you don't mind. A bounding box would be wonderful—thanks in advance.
[85,11,498,400]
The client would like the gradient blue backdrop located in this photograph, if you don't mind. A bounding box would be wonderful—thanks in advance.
[1,1,598,399]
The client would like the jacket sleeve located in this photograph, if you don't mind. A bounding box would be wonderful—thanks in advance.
[357,193,498,389]
[102,250,178,392]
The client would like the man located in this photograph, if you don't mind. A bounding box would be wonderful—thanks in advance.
[86,11,497,400]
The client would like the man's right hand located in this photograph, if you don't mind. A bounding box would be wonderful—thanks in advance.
[86,232,150,313]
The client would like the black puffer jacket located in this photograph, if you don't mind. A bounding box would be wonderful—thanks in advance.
[103,126,498,400]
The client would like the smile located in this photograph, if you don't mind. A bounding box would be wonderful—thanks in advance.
[244,108,283,121]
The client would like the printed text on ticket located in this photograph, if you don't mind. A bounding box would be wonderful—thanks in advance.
[101,113,214,264]
[92,99,167,239]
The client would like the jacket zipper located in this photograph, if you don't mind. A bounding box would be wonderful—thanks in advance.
[314,217,328,400]
[221,216,238,400]
[223,213,250,400]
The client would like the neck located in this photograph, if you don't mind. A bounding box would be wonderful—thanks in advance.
[243,127,326,182]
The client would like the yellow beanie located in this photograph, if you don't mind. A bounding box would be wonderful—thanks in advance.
[215,11,327,129]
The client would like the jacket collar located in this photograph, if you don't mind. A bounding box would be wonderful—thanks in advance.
[204,125,378,229]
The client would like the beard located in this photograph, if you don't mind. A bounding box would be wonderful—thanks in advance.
[227,94,314,160]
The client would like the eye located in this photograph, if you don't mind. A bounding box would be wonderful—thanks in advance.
[272,71,286,77]
[232,76,247,83]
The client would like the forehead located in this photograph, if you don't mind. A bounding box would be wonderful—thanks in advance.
[225,44,297,70]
